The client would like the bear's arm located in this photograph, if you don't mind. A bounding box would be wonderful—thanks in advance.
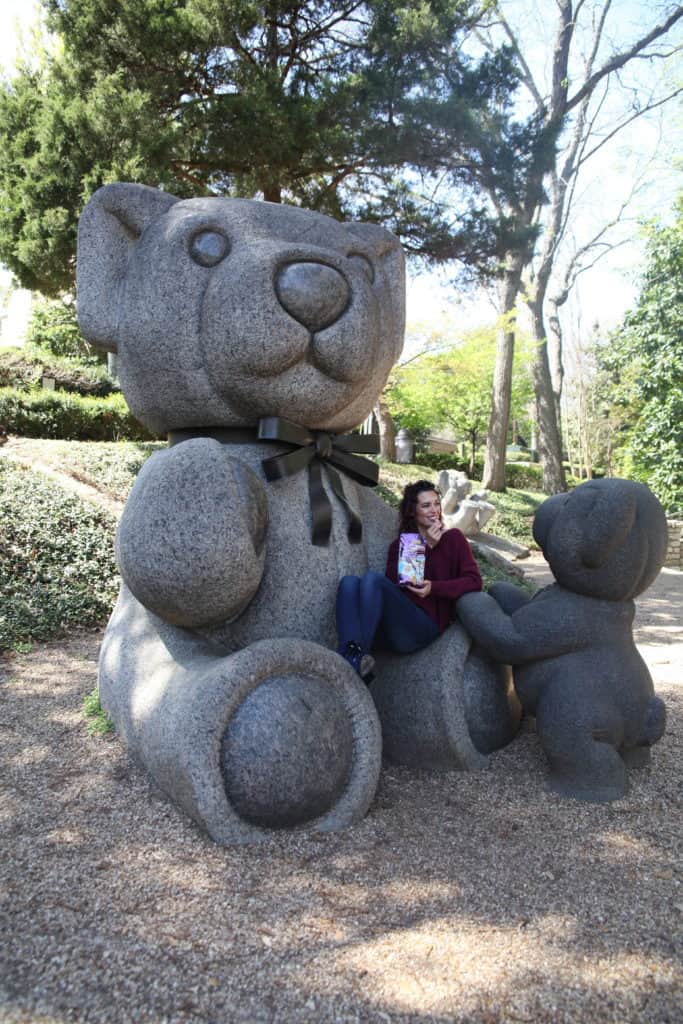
[115,438,268,629]
[456,590,578,665]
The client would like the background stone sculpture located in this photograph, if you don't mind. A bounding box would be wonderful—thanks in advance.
[77,183,519,843]
[437,469,496,535]
[457,478,668,802]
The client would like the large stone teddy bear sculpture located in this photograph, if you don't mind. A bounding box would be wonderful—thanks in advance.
[77,183,519,844]
[457,478,668,802]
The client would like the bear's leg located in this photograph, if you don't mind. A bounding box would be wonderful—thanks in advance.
[535,684,628,802]
[619,695,666,769]
[620,745,651,769]
[99,592,381,843]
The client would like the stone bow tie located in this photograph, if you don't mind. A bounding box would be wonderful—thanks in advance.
[168,417,380,546]
[257,416,379,546]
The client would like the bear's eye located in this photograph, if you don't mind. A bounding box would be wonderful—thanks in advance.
[190,230,229,267]
[347,253,374,283]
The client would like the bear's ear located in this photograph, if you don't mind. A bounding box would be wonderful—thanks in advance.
[579,482,637,568]
[76,183,179,352]
[345,221,405,344]
[346,222,405,283]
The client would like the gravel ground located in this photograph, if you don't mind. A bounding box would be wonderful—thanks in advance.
[1,566,681,1024]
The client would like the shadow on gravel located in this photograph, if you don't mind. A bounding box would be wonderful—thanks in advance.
[1,634,681,1024]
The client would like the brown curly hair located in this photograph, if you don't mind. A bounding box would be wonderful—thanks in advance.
[397,479,440,534]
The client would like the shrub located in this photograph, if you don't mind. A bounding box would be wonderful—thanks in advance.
[27,439,162,500]
[27,298,105,365]
[504,462,543,489]
[413,450,485,478]
[0,461,119,650]
[0,345,116,396]
[486,488,545,546]
[476,549,537,592]
[0,387,159,441]
[409,453,546,490]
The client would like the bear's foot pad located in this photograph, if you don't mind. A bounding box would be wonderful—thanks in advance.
[221,674,354,828]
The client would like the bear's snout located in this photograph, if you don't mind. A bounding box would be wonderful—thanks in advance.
[276,261,350,333]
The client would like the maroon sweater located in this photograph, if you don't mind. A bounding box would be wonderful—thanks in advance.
[385,528,482,633]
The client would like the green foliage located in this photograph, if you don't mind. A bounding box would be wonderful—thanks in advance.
[83,688,114,735]
[411,450,483,478]
[9,438,161,500]
[596,198,683,515]
[485,487,544,546]
[0,345,115,396]
[27,298,106,365]
[473,549,537,593]
[386,327,533,473]
[0,460,119,650]
[0,387,159,441]
[0,1,532,294]
[504,462,543,490]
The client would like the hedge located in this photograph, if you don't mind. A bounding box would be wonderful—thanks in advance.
[504,462,543,489]
[413,451,546,490]
[0,387,159,441]
[0,345,116,397]
[0,460,119,650]
[413,451,485,478]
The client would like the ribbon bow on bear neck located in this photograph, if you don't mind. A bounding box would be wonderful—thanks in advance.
[167,416,379,546]
[257,417,379,546]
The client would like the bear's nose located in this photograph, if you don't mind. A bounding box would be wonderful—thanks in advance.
[275,262,350,333]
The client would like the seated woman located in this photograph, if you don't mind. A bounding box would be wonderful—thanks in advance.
[336,479,483,680]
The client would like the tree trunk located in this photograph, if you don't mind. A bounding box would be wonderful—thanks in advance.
[263,183,282,203]
[546,294,565,428]
[469,430,477,477]
[373,399,396,461]
[482,254,525,492]
[529,301,567,494]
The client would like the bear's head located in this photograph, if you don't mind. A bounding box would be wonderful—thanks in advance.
[532,478,668,601]
[77,184,405,434]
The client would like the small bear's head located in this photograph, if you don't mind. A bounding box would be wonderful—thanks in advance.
[77,184,405,434]
[532,478,668,601]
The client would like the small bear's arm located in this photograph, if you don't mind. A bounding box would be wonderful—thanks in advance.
[487,581,532,615]
[116,438,268,628]
[456,590,578,665]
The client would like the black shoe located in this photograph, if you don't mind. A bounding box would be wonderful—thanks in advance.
[340,642,375,684]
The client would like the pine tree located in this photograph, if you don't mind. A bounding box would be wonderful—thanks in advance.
[0,0,529,295]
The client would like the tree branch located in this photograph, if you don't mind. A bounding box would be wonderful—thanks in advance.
[565,6,683,115]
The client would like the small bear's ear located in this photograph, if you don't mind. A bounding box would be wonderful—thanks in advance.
[77,183,179,352]
[579,482,637,568]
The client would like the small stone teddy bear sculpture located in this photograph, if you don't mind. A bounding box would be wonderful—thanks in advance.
[77,183,519,844]
[457,478,668,802]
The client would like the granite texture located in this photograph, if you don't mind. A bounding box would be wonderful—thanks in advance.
[371,627,520,769]
[77,185,406,435]
[77,184,518,843]
[457,478,669,802]
[98,591,382,844]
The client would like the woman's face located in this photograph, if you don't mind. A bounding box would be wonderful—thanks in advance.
[414,490,442,531]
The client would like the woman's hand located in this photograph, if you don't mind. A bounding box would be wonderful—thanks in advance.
[406,579,432,598]
[423,520,445,549]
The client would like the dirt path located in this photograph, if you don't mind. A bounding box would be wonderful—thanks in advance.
[1,566,681,1024]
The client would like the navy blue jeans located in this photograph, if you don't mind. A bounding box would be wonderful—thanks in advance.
[336,571,439,655]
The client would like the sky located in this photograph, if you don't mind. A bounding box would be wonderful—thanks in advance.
[0,0,681,358]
